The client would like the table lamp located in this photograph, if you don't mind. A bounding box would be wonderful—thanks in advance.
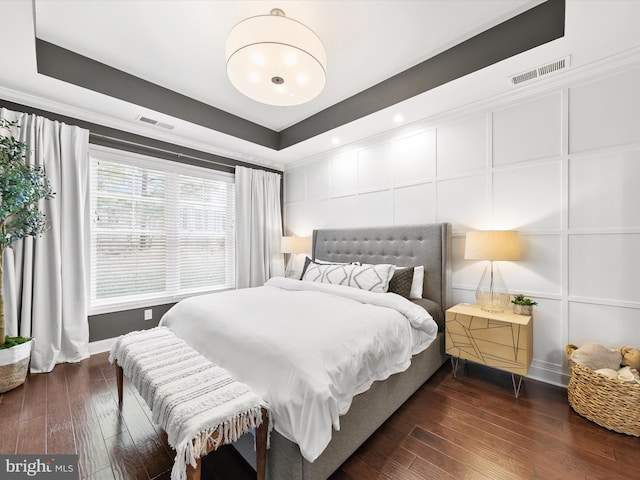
[464,230,520,312]
[281,236,311,277]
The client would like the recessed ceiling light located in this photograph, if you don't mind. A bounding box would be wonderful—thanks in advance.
[331,137,340,145]
[393,114,404,123]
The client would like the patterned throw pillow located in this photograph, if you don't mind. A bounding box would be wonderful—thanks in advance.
[302,263,396,293]
[388,267,415,298]
[299,257,359,280]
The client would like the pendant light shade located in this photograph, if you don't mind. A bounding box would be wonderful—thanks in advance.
[225,8,327,106]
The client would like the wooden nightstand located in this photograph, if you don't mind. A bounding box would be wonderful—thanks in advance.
[445,303,533,397]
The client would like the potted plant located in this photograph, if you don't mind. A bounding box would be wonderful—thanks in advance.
[0,119,53,392]
[511,294,537,315]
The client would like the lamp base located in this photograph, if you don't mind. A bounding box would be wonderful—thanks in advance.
[475,262,510,313]
[477,296,510,313]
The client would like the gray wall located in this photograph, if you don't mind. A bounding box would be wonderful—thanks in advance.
[88,304,175,342]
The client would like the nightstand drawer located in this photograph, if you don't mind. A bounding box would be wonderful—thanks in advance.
[445,303,533,376]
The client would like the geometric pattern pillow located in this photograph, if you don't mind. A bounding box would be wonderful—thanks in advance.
[388,267,415,298]
[302,263,396,293]
[298,257,360,280]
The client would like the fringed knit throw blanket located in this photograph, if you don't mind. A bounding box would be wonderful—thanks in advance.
[109,327,269,480]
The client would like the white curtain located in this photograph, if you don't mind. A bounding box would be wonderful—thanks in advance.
[235,166,285,288]
[1,108,90,373]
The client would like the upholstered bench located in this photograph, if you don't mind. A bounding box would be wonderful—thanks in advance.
[109,327,269,480]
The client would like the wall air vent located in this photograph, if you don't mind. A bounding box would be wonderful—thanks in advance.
[509,56,571,86]
[135,115,175,130]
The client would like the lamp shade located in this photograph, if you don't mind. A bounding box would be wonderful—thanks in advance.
[226,9,327,106]
[281,236,311,254]
[464,230,520,261]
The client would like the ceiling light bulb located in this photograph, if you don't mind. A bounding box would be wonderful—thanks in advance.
[251,53,266,66]
[284,52,298,65]
[393,114,404,123]
[226,9,327,106]
[331,137,340,145]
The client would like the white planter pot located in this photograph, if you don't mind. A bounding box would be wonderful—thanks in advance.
[513,304,533,316]
[0,339,32,392]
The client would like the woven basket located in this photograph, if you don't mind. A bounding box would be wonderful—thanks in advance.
[0,340,32,393]
[566,344,640,436]
[0,356,30,393]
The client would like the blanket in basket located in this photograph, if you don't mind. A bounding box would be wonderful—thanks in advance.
[109,327,269,480]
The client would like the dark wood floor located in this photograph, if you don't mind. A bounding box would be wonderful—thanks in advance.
[1,352,638,480]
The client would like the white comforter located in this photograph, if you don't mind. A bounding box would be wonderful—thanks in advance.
[159,277,438,462]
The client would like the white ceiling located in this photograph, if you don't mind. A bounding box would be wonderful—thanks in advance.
[1,1,640,169]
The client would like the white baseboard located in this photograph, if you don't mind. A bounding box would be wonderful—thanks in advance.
[528,362,571,388]
[89,337,117,355]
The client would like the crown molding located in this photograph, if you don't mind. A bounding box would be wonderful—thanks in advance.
[283,45,640,171]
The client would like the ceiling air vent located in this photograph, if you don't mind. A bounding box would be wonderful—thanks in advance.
[509,56,571,86]
[135,115,175,130]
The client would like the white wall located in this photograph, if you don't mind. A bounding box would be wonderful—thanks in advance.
[283,58,640,386]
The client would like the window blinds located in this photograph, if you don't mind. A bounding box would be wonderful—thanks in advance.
[89,149,235,312]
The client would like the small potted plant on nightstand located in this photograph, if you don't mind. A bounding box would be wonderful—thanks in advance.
[0,119,53,392]
[511,294,537,315]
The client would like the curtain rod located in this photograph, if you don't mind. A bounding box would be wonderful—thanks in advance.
[89,132,282,175]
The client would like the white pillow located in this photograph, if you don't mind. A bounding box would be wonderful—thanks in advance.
[302,263,396,293]
[410,266,424,299]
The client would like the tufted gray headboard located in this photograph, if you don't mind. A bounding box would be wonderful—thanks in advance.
[312,223,452,309]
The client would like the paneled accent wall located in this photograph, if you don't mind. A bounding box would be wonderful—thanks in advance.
[283,61,640,386]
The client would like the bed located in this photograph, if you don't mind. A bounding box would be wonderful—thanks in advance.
[160,223,452,480]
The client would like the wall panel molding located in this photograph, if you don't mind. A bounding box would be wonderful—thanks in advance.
[284,54,640,388]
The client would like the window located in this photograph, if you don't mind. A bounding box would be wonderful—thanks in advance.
[89,147,235,313]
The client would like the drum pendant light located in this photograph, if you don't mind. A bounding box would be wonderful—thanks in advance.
[225,8,327,106]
